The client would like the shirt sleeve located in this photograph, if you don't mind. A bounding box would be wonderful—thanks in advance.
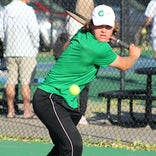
[93,42,117,68]
[27,7,40,49]
[145,0,156,18]
[0,10,4,41]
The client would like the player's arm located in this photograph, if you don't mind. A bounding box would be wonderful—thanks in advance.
[63,40,70,50]
[109,44,141,71]
[144,16,152,27]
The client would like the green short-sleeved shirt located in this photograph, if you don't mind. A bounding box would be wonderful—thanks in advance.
[38,29,117,108]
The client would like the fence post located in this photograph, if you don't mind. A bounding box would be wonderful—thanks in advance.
[120,0,129,90]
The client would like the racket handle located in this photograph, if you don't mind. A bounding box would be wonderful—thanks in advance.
[110,36,129,49]
[116,39,129,49]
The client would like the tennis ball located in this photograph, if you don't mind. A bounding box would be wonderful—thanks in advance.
[141,28,147,35]
[69,84,80,96]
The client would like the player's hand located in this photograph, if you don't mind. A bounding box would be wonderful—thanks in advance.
[129,44,141,59]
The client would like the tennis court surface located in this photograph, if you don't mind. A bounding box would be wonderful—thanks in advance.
[0,140,155,156]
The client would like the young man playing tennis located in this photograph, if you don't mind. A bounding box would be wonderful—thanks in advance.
[33,4,141,156]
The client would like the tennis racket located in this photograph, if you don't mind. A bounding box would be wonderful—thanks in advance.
[66,10,129,49]
[134,26,143,45]
[66,10,86,25]
[110,36,129,49]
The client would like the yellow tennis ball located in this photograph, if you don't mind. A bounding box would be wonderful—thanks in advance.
[69,84,80,96]
[141,28,147,35]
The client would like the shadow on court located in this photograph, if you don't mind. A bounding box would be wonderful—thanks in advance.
[0,140,155,156]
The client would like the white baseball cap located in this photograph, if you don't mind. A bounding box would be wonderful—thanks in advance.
[91,4,115,27]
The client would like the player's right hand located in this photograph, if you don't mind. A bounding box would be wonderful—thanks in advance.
[129,44,141,59]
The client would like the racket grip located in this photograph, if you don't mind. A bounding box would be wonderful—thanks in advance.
[116,39,129,49]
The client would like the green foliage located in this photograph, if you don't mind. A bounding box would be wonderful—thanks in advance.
[83,137,156,151]
[0,135,50,143]
[0,135,156,151]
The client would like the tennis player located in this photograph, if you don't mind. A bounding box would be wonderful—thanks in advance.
[33,4,141,156]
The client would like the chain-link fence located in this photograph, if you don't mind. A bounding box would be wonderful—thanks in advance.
[0,0,156,149]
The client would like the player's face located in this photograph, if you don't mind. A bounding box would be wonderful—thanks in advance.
[92,25,114,42]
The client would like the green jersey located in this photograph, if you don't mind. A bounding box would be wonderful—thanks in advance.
[38,29,117,108]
